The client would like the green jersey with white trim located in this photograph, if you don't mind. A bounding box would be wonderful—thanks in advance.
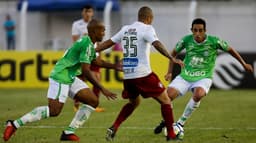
[50,36,96,84]
[175,34,229,82]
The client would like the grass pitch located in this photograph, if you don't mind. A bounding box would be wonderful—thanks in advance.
[0,89,256,143]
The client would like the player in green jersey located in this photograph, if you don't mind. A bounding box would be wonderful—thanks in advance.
[3,19,121,142]
[154,18,253,136]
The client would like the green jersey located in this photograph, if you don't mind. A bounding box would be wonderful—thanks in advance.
[50,36,96,84]
[175,34,229,82]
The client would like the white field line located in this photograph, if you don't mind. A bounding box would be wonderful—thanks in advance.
[14,125,256,130]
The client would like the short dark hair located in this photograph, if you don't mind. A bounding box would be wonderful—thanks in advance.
[138,6,153,21]
[191,18,206,30]
[83,5,93,10]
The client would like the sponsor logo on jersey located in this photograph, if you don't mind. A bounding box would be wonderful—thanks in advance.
[184,69,206,77]
[123,58,138,67]
[123,68,135,74]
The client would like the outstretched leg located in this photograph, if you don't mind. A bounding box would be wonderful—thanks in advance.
[3,98,64,142]
[177,87,205,126]
[61,88,98,141]
[106,97,140,141]
[154,90,176,140]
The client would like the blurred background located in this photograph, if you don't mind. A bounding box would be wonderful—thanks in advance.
[0,0,255,89]
[0,0,256,52]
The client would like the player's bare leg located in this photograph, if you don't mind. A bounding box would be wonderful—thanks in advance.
[92,70,105,112]
[154,87,179,134]
[73,99,80,112]
[61,88,97,141]
[3,99,63,141]
[106,97,140,141]
[177,87,205,126]
[154,90,176,140]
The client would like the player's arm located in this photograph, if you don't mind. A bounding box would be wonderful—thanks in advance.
[72,35,80,42]
[92,58,122,71]
[96,39,115,52]
[227,47,253,72]
[165,49,178,81]
[152,40,184,68]
[80,63,117,100]
[71,22,80,42]
[80,63,102,87]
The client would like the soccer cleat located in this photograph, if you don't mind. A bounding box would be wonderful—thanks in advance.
[154,120,165,134]
[60,131,80,141]
[173,122,184,140]
[176,122,184,128]
[106,127,116,141]
[95,107,105,112]
[3,120,17,141]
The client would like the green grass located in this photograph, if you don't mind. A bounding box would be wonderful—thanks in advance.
[0,89,256,143]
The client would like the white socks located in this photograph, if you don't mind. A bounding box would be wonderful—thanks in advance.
[12,104,95,135]
[64,104,95,134]
[13,106,50,128]
[177,98,200,126]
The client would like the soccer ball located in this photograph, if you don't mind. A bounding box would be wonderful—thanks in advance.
[163,123,184,140]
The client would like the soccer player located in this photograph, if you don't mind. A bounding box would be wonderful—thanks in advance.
[71,5,104,112]
[3,19,121,142]
[96,6,184,141]
[154,18,254,135]
[72,5,94,42]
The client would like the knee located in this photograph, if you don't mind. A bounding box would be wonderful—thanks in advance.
[193,88,206,102]
[84,98,99,108]
[91,99,99,108]
[167,88,179,101]
[193,95,203,102]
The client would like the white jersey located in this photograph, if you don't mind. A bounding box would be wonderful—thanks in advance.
[111,21,159,79]
[71,19,88,39]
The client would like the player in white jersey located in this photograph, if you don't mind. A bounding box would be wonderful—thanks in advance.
[96,6,184,141]
[112,21,156,79]
[71,5,104,112]
[71,5,94,41]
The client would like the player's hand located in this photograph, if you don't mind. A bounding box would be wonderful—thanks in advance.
[164,73,172,81]
[244,63,253,73]
[101,88,117,100]
[172,58,184,68]
[115,60,123,71]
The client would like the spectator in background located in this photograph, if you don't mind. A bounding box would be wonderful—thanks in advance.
[72,5,94,41]
[3,14,15,50]
[71,5,104,112]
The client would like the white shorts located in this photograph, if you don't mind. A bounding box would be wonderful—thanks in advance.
[168,75,212,96]
[47,77,89,103]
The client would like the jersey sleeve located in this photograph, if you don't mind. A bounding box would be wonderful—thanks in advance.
[78,38,96,64]
[216,37,229,52]
[175,39,185,53]
[111,27,125,43]
[71,22,79,35]
[144,26,159,44]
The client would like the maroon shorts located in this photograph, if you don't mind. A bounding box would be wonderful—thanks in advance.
[122,72,166,99]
